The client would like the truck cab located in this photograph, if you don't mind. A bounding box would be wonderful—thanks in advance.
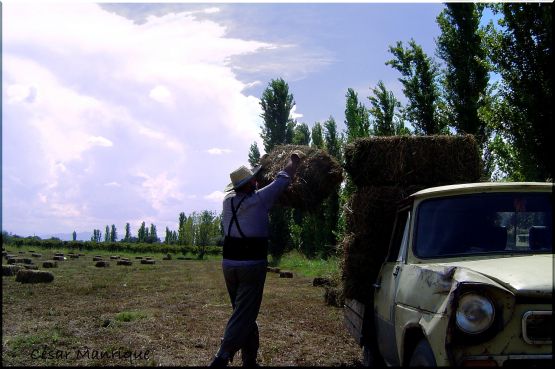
[345,182,553,366]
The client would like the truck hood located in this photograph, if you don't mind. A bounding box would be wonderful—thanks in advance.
[442,254,553,298]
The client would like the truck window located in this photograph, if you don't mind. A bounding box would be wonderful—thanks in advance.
[413,192,552,258]
[387,209,410,262]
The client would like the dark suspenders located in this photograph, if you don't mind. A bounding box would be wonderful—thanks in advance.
[228,196,248,238]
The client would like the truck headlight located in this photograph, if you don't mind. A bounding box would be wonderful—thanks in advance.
[456,293,495,334]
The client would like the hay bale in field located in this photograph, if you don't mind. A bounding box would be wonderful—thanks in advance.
[31,253,42,258]
[279,271,293,278]
[52,256,65,261]
[140,259,155,265]
[22,264,39,270]
[54,253,64,257]
[135,256,143,260]
[79,253,86,257]
[324,285,345,307]
[43,261,58,268]
[3,265,22,276]
[110,255,120,260]
[5,254,15,260]
[256,145,343,211]
[163,254,172,260]
[344,135,481,187]
[95,261,110,268]
[121,257,130,262]
[2,251,7,257]
[313,277,332,287]
[93,256,103,262]
[7,258,24,265]
[16,269,54,283]
[69,254,79,259]
[21,258,34,265]
[18,251,26,254]
[117,260,132,266]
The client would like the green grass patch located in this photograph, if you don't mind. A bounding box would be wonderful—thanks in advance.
[274,250,340,278]
[114,310,147,322]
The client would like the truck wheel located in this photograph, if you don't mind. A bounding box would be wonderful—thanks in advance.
[409,339,436,366]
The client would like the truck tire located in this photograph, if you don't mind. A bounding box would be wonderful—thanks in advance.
[409,339,436,366]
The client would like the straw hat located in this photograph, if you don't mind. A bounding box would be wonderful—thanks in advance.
[224,165,262,192]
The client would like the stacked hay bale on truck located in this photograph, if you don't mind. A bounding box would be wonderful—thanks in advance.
[341,135,481,306]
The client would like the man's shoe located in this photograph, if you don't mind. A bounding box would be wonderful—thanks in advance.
[242,359,260,367]
[209,356,229,368]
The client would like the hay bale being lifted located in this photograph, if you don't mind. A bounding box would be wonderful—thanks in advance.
[16,270,54,284]
[344,135,481,187]
[256,145,343,211]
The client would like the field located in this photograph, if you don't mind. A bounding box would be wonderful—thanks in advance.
[2,248,361,366]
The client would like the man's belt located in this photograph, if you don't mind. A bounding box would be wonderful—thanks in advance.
[223,236,268,261]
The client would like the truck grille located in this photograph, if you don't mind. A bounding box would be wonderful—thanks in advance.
[522,311,552,344]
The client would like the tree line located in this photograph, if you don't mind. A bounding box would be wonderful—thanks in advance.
[248,3,552,260]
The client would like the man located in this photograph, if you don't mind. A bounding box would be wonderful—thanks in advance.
[210,151,302,367]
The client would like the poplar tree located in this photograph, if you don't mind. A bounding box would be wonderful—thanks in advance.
[344,88,370,142]
[368,81,410,136]
[248,142,261,167]
[387,39,447,135]
[110,224,117,242]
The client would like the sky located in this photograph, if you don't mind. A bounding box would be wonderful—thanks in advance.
[2,1,445,239]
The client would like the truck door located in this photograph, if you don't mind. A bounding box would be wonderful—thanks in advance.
[373,207,410,366]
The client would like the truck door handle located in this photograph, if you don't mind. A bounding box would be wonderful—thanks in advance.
[373,283,381,290]
[392,266,400,276]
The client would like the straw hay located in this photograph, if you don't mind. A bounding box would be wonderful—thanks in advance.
[95,261,110,267]
[324,285,345,307]
[256,145,343,211]
[312,277,332,287]
[141,259,155,265]
[3,265,22,276]
[15,270,54,284]
[279,271,293,278]
[344,135,481,187]
[110,256,120,260]
[43,261,58,268]
[93,256,103,262]
[54,253,64,257]
[117,260,133,266]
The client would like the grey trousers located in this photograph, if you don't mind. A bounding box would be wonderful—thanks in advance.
[217,263,267,363]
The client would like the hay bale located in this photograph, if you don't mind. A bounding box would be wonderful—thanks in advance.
[53,256,65,261]
[163,254,172,260]
[69,254,79,259]
[344,135,481,187]
[92,256,103,262]
[79,253,86,257]
[110,255,120,260]
[43,261,58,268]
[4,254,15,260]
[313,277,332,287]
[135,256,143,260]
[21,258,34,265]
[324,285,345,307]
[31,253,42,258]
[95,261,110,268]
[279,271,293,278]
[2,251,7,257]
[7,258,24,265]
[3,265,22,276]
[140,259,155,265]
[18,251,26,254]
[256,145,343,211]
[22,264,39,270]
[121,258,130,262]
[16,269,54,283]
[54,253,64,257]
[117,260,132,266]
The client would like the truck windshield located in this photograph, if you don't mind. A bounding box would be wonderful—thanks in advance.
[414,192,553,258]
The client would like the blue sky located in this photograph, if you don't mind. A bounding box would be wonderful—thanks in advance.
[2,1,444,239]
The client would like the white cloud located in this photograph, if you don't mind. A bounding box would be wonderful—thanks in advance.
[1,2,279,235]
[207,148,232,155]
[204,191,225,202]
[149,85,174,105]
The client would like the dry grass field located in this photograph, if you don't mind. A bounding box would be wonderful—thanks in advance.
[2,249,362,366]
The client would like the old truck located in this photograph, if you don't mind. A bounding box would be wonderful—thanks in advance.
[344,182,553,366]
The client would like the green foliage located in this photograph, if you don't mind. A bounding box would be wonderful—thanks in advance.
[110,224,117,242]
[260,78,295,152]
[114,311,147,322]
[292,122,311,145]
[485,3,552,181]
[248,141,261,167]
[436,3,489,147]
[386,39,447,135]
[344,88,370,142]
[311,122,324,149]
[368,81,409,136]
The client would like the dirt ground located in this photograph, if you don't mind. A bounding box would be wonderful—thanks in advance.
[2,250,362,366]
